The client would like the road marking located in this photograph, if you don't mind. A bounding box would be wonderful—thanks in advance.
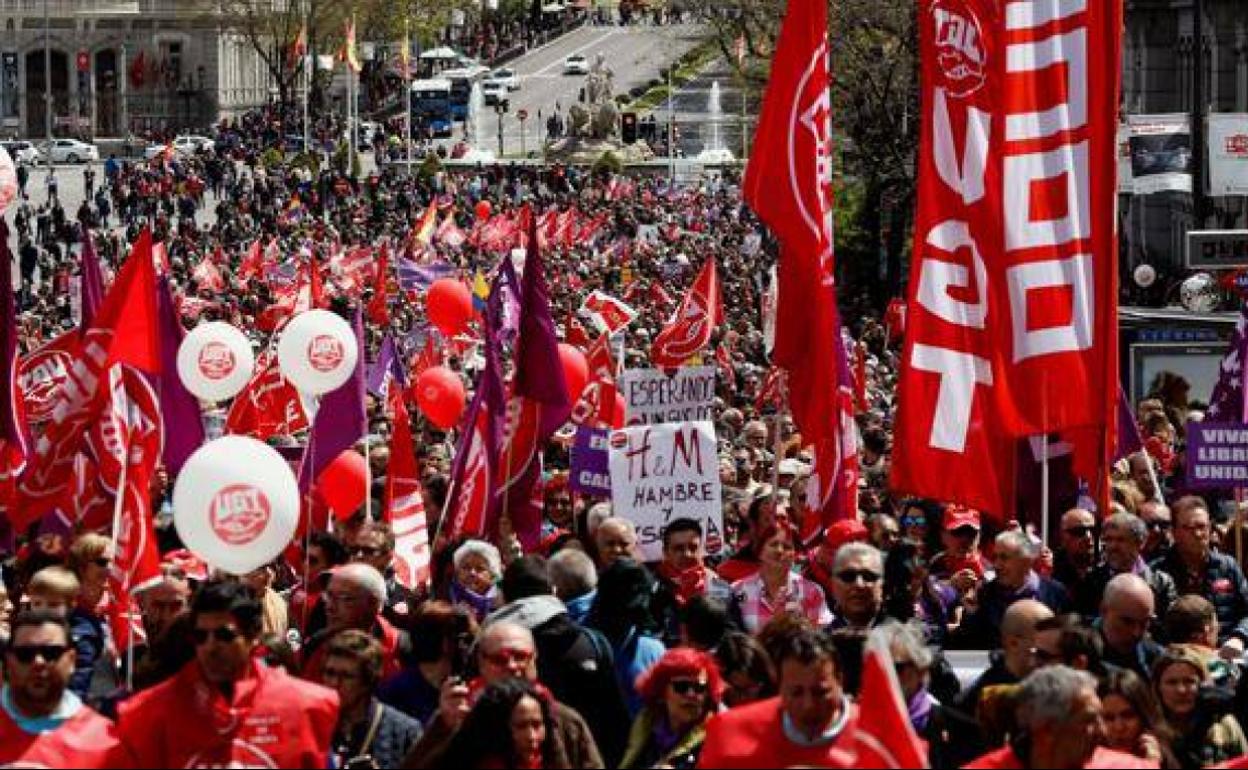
[534,30,619,76]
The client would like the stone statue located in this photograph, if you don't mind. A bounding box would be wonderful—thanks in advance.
[567,103,593,139]
[591,99,620,142]
[585,53,615,107]
[546,52,651,164]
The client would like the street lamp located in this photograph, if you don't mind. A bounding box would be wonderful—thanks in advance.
[495,100,507,157]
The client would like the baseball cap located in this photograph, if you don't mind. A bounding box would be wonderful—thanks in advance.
[825,519,869,552]
[778,459,805,477]
[944,506,982,532]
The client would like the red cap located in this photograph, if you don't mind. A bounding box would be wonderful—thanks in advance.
[944,506,982,532]
[825,519,869,552]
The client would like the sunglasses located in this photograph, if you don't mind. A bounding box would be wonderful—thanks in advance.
[1146,520,1173,532]
[901,517,927,528]
[192,626,242,646]
[836,569,882,585]
[670,679,709,697]
[7,644,69,665]
[484,649,535,668]
[1064,526,1098,538]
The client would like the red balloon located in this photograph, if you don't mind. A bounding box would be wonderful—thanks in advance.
[475,199,493,221]
[558,344,589,403]
[426,279,474,337]
[316,450,369,522]
[611,392,627,429]
[416,366,467,430]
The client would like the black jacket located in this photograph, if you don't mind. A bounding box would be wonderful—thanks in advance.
[334,700,424,770]
[1153,550,1248,644]
[923,702,987,770]
[949,575,1070,650]
[1074,561,1178,633]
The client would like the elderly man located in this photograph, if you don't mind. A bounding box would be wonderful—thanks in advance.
[966,667,1154,769]
[349,521,420,627]
[651,518,734,646]
[595,517,641,569]
[403,622,604,768]
[697,629,859,768]
[548,549,599,625]
[828,542,885,632]
[303,564,409,683]
[1052,509,1099,599]
[866,513,901,553]
[1074,513,1177,624]
[0,611,128,767]
[1097,574,1164,680]
[1139,500,1173,563]
[956,599,1054,721]
[953,530,1070,649]
[1154,495,1248,656]
[119,581,339,768]
[137,566,191,643]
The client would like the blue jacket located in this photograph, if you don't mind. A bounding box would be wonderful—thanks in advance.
[613,629,666,718]
[950,573,1070,650]
[68,609,107,700]
[1154,550,1248,644]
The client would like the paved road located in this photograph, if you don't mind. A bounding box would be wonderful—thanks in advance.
[472,22,706,155]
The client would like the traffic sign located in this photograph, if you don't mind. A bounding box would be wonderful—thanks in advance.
[77,51,89,73]
[517,109,529,121]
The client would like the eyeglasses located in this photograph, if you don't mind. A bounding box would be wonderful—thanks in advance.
[836,569,882,585]
[1064,526,1098,539]
[192,626,242,646]
[7,644,69,665]
[484,649,535,668]
[669,679,709,697]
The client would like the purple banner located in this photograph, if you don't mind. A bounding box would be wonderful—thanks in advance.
[1187,422,1248,489]
[571,427,612,498]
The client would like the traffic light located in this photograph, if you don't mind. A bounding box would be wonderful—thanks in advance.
[622,112,638,144]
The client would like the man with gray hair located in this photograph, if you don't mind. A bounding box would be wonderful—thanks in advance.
[953,530,1070,649]
[1074,512,1177,625]
[829,542,884,631]
[302,563,409,684]
[966,666,1153,769]
[548,549,598,625]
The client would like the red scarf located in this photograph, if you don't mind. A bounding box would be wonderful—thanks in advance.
[659,562,709,607]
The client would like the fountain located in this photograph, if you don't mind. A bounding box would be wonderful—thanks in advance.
[461,81,496,163]
[697,81,735,164]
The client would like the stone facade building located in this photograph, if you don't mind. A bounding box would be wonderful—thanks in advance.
[0,0,275,139]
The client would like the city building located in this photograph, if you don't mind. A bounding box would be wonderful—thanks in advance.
[0,0,274,139]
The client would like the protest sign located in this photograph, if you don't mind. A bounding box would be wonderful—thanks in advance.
[608,421,723,562]
[618,366,716,427]
[570,427,612,497]
[1187,422,1248,489]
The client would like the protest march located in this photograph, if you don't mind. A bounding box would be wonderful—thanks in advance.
[1,0,1247,768]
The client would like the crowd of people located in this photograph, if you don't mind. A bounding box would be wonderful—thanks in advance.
[2,108,1248,770]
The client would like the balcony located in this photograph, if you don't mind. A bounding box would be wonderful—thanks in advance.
[0,0,199,18]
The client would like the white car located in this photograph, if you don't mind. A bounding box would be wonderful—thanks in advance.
[490,68,520,91]
[1,140,42,164]
[564,55,590,75]
[43,138,99,164]
[144,135,214,160]
[482,80,508,106]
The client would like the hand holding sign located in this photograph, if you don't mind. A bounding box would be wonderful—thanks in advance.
[278,310,359,395]
[176,322,255,402]
[173,436,300,575]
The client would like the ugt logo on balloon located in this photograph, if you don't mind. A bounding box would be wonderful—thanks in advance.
[197,342,237,382]
[931,0,987,97]
[210,484,272,546]
[307,334,345,373]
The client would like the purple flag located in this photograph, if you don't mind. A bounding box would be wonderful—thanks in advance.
[1115,385,1145,460]
[80,229,106,330]
[299,307,368,493]
[152,276,206,476]
[0,220,30,494]
[366,335,408,400]
[1207,304,1248,423]
[397,259,456,294]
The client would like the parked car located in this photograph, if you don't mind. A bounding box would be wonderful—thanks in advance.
[490,68,520,91]
[1,140,42,164]
[143,135,215,160]
[42,138,99,164]
[564,55,590,75]
[482,80,508,106]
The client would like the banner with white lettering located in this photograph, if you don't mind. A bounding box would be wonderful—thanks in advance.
[570,427,612,497]
[618,367,716,426]
[1187,422,1248,490]
[1127,114,1192,195]
[608,421,724,562]
[1209,114,1248,196]
[893,0,1122,517]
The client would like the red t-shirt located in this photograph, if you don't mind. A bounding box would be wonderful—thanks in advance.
[696,697,858,769]
[0,702,129,769]
[966,746,1159,769]
[117,659,338,769]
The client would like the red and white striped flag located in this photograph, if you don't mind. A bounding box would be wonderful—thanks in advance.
[385,387,431,593]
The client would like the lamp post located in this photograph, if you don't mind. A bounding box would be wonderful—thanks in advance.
[45,0,52,174]
[495,101,506,157]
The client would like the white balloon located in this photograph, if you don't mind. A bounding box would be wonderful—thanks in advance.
[277,310,359,395]
[1180,272,1220,313]
[0,144,15,214]
[173,436,301,576]
[176,322,255,402]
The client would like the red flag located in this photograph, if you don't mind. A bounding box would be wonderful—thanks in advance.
[891,0,1121,517]
[852,634,929,769]
[565,311,592,350]
[0,220,28,510]
[571,334,618,428]
[581,291,638,336]
[238,240,265,281]
[226,351,310,441]
[368,244,391,327]
[192,255,225,293]
[410,338,442,380]
[742,0,843,450]
[855,343,868,412]
[651,258,724,370]
[15,230,161,530]
[385,388,432,593]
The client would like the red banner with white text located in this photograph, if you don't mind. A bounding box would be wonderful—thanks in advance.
[892,0,1121,517]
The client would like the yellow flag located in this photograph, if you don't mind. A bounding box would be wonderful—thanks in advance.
[345,17,361,73]
[399,19,411,75]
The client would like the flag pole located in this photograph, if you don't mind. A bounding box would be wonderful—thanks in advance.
[301,0,310,158]
[405,17,414,176]
[1041,432,1051,548]
[773,372,786,499]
